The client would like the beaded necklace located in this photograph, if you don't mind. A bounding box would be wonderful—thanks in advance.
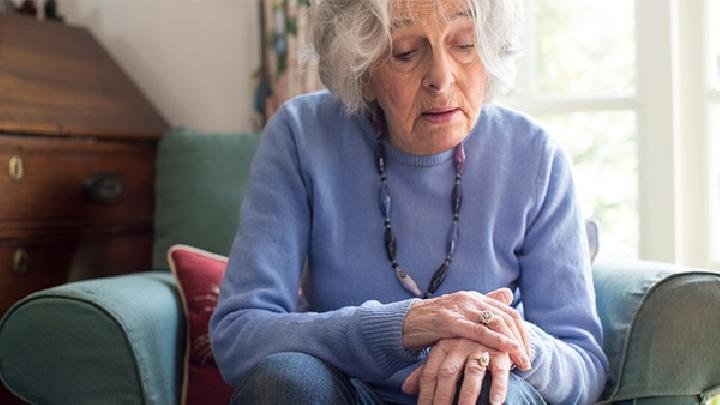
[373,121,465,299]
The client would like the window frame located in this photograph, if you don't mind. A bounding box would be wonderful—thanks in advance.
[705,0,720,266]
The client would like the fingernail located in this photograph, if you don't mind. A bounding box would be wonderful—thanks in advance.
[492,394,503,404]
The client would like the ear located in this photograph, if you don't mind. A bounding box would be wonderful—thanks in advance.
[361,74,377,102]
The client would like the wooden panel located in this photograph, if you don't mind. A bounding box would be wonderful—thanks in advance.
[66,233,154,281]
[0,233,153,317]
[0,134,156,230]
[0,14,167,140]
[0,242,73,316]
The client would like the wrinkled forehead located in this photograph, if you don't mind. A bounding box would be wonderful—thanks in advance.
[389,0,475,27]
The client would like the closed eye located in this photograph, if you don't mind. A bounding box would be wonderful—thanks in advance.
[394,50,416,61]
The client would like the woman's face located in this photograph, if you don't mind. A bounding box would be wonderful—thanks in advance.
[364,0,487,155]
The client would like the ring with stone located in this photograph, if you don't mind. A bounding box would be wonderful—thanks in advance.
[470,351,490,368]
[478,310,496,326]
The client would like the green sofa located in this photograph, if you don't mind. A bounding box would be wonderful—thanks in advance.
[1,129,719,404]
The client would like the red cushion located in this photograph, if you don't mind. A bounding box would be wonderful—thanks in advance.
[168,244,233,405]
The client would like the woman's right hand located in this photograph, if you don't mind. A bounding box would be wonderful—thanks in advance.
[402,288,531,371]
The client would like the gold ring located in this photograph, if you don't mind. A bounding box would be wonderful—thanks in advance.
[470,352,490,368]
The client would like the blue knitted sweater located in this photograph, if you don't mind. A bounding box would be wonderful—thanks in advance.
[210,91,608,404]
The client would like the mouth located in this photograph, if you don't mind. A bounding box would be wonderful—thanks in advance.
[421,108,460,124]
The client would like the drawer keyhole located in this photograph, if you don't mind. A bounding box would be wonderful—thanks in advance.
[9,155,24,182]
[13,249,28,275]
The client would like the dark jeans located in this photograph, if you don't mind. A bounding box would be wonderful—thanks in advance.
[230,352,546,404]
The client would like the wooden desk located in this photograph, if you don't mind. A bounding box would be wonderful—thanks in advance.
[0,13,167,403]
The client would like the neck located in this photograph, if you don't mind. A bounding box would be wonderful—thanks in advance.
[386,133,459,156]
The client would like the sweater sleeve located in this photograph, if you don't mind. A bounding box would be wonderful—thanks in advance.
[209,106,423,388]
[514,138,609,404]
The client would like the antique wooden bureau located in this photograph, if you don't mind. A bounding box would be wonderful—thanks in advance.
[0,14,168,325]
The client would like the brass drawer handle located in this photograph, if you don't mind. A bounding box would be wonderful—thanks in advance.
[13,249,28,275]
[9,155,24,182]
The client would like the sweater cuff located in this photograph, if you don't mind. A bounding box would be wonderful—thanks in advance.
[357,299,423,374]
[514,321,545,382]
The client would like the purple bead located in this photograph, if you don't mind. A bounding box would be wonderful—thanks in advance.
[384,228,397,261]
[428,262,449,294]
[454,143,465,175]
[452,183,463,213]
[447,222,459,255]
[447,238,456,257]
[379,183,392,218]
[395,267,422,297]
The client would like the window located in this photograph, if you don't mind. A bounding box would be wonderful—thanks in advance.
[710,0,720,262]
[532,0,636,98]
[504,0,720,267]
[502,0,638,261]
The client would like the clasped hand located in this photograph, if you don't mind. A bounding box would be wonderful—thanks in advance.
[401,289,531,404]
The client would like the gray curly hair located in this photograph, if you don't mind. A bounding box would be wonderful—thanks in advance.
[308,0,524,115]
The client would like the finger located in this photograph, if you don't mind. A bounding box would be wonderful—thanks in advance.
[467,308,528,369]
[457,355,488,405]
[433,350,467,405]
[485,288,513,305]
[447,319,520,353]
[473,306,529,370]
[471,307,517,343]
[417,344,448,405]
[457,317,526,369]
[402,365,424,394]
[482,301,532,370]
[489,354,512,405]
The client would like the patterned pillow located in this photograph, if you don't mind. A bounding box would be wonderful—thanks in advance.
[168,245,233,405]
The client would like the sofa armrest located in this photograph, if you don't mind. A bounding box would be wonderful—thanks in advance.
[0,271,184,405]
[593,261,720,403]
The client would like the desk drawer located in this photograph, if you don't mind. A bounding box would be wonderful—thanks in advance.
[0,135,155,225]
[0,233,152,317]
[0,242,73,315]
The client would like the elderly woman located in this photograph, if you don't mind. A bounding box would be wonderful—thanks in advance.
[210,0,608,403]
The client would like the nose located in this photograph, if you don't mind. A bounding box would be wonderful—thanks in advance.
[422,48,454,92]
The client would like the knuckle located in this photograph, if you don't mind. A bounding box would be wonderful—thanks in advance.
[500,290,513,302]
[493,363,511,373]
[493,357,512,373]
[418,397,433,405]
[439,363,461,377]
[455,291,474,303]
[499,311,513,324]
[435,392,453,403]
[465,362,487,373]
[420,373,437,384]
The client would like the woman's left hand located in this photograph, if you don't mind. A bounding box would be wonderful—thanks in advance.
[402,338,512,405]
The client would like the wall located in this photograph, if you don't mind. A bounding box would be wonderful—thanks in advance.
[57,0,261,133]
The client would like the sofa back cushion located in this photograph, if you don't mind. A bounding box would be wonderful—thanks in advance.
[153,128,261,269]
